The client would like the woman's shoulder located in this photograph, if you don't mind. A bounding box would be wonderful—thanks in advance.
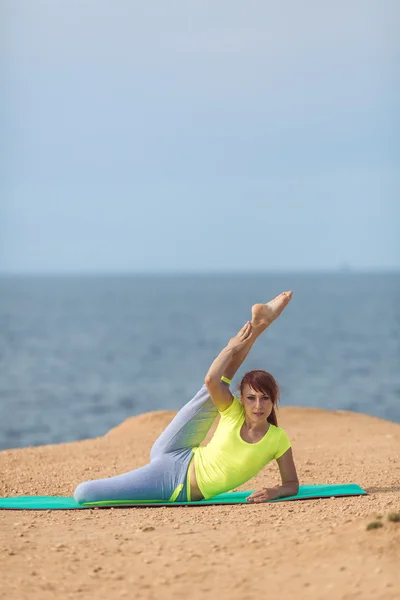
[269,423,290,440]
[272,424,286,433]
[219,395,244,419]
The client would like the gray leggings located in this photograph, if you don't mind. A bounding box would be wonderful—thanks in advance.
[74,384,218,504]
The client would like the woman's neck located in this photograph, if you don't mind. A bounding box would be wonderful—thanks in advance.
[244,418,270,433]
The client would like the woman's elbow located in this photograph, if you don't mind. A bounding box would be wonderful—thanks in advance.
[292,481,300,495]
[283,480,299,497]
[204,374,218,387]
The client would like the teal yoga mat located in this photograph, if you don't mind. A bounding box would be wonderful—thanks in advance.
[0,484,366,510]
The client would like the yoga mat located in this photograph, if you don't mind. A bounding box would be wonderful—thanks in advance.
[0,484,366,510]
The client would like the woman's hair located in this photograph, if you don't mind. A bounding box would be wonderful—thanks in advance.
[238,370,280,426]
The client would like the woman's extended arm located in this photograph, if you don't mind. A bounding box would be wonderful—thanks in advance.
[204,322,262,411]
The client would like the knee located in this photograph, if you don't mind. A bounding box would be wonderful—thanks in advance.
[74,481,94,504]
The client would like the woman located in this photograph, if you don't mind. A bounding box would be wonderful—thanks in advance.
[74,291,299,505]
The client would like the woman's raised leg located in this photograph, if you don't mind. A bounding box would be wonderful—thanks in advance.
[149,384,218,460]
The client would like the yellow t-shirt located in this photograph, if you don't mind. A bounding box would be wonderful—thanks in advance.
[193,395,291,500]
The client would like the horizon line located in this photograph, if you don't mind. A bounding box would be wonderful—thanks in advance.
[0,267,399,277]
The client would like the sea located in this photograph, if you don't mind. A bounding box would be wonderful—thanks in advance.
[0,272,399,451]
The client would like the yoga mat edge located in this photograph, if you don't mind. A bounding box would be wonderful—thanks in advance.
[0,484,367,510]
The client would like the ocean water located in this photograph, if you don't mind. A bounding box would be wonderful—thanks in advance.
[0,273,399,451]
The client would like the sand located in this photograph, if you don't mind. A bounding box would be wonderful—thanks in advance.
[1,406,399,600]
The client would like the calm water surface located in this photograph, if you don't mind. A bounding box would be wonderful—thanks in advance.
[0,273,399,450]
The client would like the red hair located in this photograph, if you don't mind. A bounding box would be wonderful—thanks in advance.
[238,370,280,426]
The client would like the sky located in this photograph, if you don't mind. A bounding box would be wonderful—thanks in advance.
[2,0,399,273]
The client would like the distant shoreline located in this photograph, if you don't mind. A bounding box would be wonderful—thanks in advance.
[1,269,399,278]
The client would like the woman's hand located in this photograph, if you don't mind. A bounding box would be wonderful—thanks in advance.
[227,322,252,353]
[246,487,280,503]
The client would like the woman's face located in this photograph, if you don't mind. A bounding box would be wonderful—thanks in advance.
[240,384,273,423]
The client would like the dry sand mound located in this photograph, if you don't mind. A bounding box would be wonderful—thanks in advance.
[1,406,399,600]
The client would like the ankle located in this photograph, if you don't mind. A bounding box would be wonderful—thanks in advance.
[251,322,268,335]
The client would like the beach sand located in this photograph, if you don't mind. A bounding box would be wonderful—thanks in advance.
[1,406,399,600]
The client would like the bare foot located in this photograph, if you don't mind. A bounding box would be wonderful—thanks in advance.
[251,291,293,330]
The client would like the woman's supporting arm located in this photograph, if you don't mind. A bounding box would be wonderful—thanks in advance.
[247,448,300,503]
